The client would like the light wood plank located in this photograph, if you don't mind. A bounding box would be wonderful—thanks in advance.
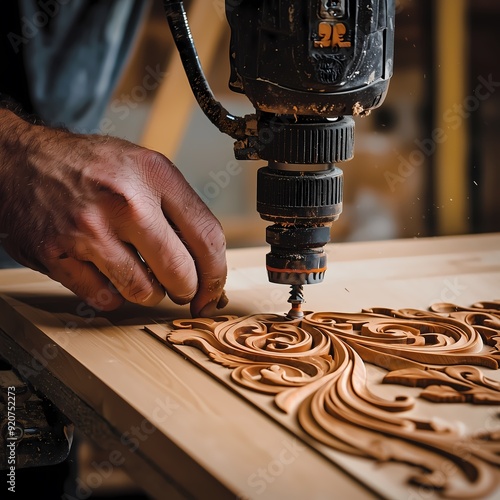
[0,234,499,498]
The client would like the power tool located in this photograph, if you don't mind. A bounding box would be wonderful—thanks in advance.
[163,0,395,316]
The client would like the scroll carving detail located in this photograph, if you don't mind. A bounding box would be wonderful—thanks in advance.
[164,301,500,498]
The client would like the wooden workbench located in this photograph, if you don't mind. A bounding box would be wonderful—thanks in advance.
[0,234,499,499]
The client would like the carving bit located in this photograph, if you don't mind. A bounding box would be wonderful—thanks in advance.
[286,284,304,320]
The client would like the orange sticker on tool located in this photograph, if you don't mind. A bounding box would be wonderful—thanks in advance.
[314,22,351,48]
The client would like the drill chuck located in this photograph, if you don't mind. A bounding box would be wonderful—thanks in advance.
[164,0,395,290]
[256,115,350,286]
[257,165,343,285]
[257,165,344,222]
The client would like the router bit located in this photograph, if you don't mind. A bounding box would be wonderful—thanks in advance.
[286,284,305,320]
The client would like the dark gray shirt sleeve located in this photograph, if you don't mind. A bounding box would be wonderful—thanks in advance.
[20,0,150,132]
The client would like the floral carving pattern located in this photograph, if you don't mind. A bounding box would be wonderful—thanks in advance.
[163,301,500,498]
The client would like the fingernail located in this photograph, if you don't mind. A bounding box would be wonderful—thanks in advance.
[198,299,218,318]
[217,290,229,309]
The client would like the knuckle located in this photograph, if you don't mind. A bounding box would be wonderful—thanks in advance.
[80,168,141,216]
[110,266,152,303]
[138,150,171,179]
[109,261,136,290]
[167,252,194,278]
[80,283,123,311]
[138,150,189,199]
[163,253,196,303]
[37,241,65,262]
[127,281,156,304]
[72,209,101,236]
[198,217,226,258]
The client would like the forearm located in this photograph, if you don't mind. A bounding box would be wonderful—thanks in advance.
[0,108,32,201]
[0,109,42,266]
[0,107,43,189]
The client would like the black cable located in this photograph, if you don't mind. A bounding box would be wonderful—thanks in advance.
[162,0,248,140]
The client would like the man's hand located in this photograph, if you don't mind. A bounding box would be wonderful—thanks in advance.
[0,110,227,316]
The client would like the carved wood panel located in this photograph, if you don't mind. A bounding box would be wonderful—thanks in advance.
[145,301,500,499]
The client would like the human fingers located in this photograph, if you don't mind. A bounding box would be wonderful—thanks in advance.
[44,256,124,311]
[124,210,199,305]
[157,164,228,317]
[58,232,166,307]
[36,200,165,306]
[186,211,228,318]
[1,231,124,311]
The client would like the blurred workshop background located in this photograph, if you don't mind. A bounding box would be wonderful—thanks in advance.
[103,0,500,252]
[8,2,500,499]
[89,2,500,489]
